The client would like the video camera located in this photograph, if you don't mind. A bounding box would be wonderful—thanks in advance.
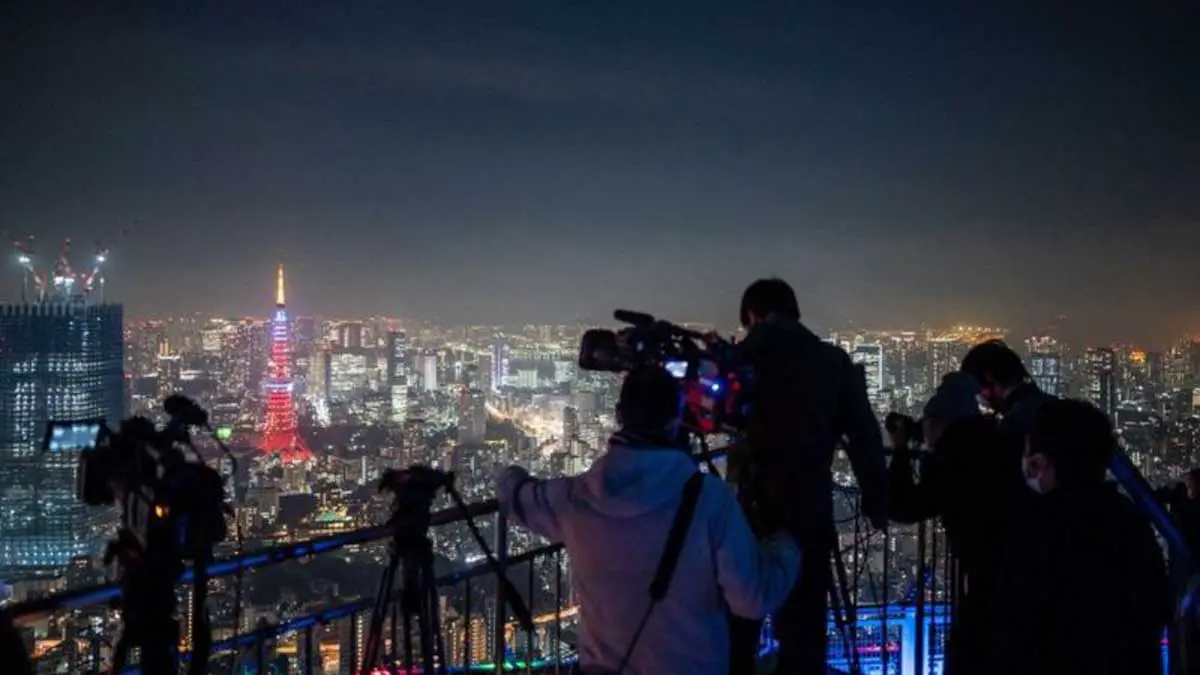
[578,309,752,435]
[44,395,230,675]
[47,394,228,564]
[377,466,452,536]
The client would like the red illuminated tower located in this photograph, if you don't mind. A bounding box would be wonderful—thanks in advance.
[260,264,312,462]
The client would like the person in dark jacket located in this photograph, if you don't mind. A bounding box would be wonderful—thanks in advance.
[959,340,1055,438]
[726,278,888,675]
[989,399,1169,675]
[1157,468,1200,578]
[888,372,1018,674]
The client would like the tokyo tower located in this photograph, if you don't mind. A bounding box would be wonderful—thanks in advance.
[260,264,312,462]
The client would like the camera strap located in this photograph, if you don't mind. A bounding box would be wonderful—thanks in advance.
[611,471,705,675]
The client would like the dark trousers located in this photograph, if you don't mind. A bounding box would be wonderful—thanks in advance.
[730,537,832,675]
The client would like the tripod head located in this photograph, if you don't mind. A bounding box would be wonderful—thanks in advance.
[377,465,534,631]
[378,466,452,542]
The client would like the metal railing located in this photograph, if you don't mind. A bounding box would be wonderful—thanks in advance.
[8,463,956,674]
[11,498,574,674]
[13,446,1180,674]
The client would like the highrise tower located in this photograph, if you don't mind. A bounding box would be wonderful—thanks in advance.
[1,239,123,579]
[260,265,312,462]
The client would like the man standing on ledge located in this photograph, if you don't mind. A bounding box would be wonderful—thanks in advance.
[729,278,889,675]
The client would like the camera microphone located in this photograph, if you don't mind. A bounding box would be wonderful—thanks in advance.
[614,309,656,326]
[163,395,210,429]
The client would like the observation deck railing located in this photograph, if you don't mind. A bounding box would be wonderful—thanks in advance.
[7,447,1182,674]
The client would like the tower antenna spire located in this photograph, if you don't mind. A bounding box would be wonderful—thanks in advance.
[276,263,285,307]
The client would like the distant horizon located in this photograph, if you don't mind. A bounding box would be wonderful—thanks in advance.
[110,307,1187,351]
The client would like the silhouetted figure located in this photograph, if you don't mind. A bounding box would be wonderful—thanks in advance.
[989,399,1169,675]
[496,365,800,675]
[959,340,1055,438]
[888,373,1018,674]
[727,278,887,675]
[0,610,33,675]
[1159,468,1200,572]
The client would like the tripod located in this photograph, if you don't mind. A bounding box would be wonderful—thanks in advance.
[108,529,182,675]
[361,468,534,675]
[364,528,445,675]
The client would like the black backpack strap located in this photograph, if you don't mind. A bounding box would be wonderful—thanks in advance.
[614,472,706,674]
[650,472,706,599]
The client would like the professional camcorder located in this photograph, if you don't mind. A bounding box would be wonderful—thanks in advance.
[578,309,752,435]
[43,395,230,675]
[51,395,228,559]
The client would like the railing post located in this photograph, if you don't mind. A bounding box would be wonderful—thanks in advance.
[465,577,474,668]
[493,509,509,672]
[554,550,563,675]
[304,625,315,675]
[526,555,536,673]
[88,631,102,675]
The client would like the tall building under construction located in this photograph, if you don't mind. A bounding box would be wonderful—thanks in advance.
[0,240,124,579]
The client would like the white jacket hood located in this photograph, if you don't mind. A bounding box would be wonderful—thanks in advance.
[576,444,700,519]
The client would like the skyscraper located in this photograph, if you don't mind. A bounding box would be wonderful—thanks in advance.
[0,302,124,579]
[851,343,886,411]
[457,389,487,445]
[1086,346,1117,417]
[259,265,312,462]
[489,341,509,392]
[1026,336,1064,397]
[421,353,439,392]
[387,331,410,424]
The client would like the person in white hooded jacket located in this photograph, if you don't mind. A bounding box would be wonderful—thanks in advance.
[495,365,801,675]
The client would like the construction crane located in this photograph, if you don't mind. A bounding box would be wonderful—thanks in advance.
[80,241,110,300]
[51,238,76,296]
[12,235,46,302]
[12,230,121,303]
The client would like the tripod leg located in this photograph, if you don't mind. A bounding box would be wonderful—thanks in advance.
[417,561,438,675]
[363,554,399,673]
[400,552,420,675]
[391,602,400,674]
[426,562,446,675]
[402,591,416,674]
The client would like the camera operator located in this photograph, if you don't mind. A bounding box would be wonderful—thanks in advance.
[959,340,1054,438]
[495,365,800,675]
[887,373,1017,674]
[727,278,888,675]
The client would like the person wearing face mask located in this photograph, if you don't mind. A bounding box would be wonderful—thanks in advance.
[495,365,801,675]
[988,399,1169,675]
[887,372,1015,674]
[1157,468,1200,575]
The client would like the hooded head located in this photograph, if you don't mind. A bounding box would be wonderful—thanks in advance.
[922,372,983,447]
[580,365,695,518]
[615,365,682,443]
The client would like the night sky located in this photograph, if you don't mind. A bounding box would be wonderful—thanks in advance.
[2,2,1197,344]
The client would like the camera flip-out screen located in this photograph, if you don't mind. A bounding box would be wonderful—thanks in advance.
[43,420,103,453]
[665,360,688,379]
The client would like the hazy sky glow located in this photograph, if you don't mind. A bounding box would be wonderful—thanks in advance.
[1,2,1197,344]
